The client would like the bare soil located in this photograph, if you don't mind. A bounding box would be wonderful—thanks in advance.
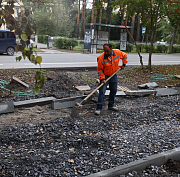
[0,65,180,127]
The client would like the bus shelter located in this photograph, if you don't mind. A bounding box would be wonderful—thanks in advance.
[84,23,133,53]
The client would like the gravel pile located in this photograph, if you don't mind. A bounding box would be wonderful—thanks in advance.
[0,93,180,176]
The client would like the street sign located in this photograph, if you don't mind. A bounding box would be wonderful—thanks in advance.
[120,32,127,50]
[142,27,146,35]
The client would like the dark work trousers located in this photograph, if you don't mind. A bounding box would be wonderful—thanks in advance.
[96,74,118,110]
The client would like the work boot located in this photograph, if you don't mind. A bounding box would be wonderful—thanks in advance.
[94,110,101,115]
[108,106,118,111]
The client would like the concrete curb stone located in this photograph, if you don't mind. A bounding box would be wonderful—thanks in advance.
[0,101,14,114]
[87,147,180,177]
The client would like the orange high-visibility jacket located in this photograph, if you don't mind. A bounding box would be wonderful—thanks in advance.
[97,49,128,80]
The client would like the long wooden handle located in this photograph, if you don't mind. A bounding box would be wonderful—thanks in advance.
[80,67,121,104]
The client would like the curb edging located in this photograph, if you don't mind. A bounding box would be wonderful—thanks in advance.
[87,147,180,177]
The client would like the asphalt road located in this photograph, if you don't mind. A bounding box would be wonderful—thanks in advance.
[0,49,179,69]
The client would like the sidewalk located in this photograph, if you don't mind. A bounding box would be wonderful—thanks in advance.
[36,43,67,54]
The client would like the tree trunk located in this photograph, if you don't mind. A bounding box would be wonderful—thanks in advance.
[107,1,112,40]
[80,0,85,39]
[105,16,108,31]
[148,31,153,71]
[108,12,112,40]
[77,0,80,39]
[148,2,160,71]
[98,8,102,31]
[91,0,95,29]
[129,15,135,43]
[94,6,97,23]
[83,0,86,38]
[125,26,144,71]
[120,6,124,33]
[136,13,141,42]
[169,27,177,53]
[146,34,149,44]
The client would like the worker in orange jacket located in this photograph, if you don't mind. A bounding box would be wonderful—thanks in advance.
[95,43,128,115]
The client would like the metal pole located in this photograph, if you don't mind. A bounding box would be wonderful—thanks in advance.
[141,35,144,52]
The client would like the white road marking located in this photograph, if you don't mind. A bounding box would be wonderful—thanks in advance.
[24,62,97,65]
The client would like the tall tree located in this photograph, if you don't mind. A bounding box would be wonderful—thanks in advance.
[129,14,135,43]
[136,13,141,42]
[98,1,103,30]
[91,0,95,26]
[80,0,85,39]
[112,0,168,71]
[165,0,180,53]
[77,0,80,38]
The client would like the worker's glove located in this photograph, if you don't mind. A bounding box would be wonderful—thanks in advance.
[120,65,125,69]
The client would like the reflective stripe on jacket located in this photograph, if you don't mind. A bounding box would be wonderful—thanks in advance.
[97,49,128,80]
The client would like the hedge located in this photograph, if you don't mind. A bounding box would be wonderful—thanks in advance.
[110,42,134,52]
[56,37,78,50]
[37,35,78,50]
[38,35,48,44]
[172,46,180,53]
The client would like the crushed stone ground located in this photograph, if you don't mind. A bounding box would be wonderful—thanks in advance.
[0,66,180,176]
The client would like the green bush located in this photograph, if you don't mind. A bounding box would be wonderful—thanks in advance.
[156,45,163,53]
[57,37,65,49]
[134,44,142,52]
[43,35,48,44]
[126,43,134,52]
[38,35,48,44]
[137,44,142,51]
[109,42,117,49]
[56,37,78,49]
[110,42,134,52]
[144,44,151,53]
[38,35,44,43]
[172,46,180,53]
[155,45,168,53]
[162,45,168,53]
[71,39,78,49]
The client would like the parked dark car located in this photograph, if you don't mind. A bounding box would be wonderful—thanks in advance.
[0,30,17,55]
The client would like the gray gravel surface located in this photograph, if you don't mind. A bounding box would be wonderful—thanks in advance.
[0,94,180,176]
[0,67,180,176]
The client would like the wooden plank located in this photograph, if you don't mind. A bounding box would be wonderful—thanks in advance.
[12,76,29,88]
[174,75,180,79]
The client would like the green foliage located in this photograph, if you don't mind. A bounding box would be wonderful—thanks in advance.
[33,11,56,36]
[0,0,48,93]
[56,37,78,50]
[126,43,134,52]
[143,44,149,53]
[109,42,119,49]
[33,71,46,93]
[172,46,180,53]
[165,0,180,29]
[37,35,49,44]
[37,35,44,43]
[109,42,134,52]
[156,45,169,53]
[71,39,78,49]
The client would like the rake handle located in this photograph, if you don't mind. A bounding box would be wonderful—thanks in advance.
[79,67,121,105]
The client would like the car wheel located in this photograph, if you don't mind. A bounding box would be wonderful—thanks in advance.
[7,47,15,56]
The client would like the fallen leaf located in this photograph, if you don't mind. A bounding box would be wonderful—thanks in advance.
[69,148,75,151]
[68,159,74,163]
